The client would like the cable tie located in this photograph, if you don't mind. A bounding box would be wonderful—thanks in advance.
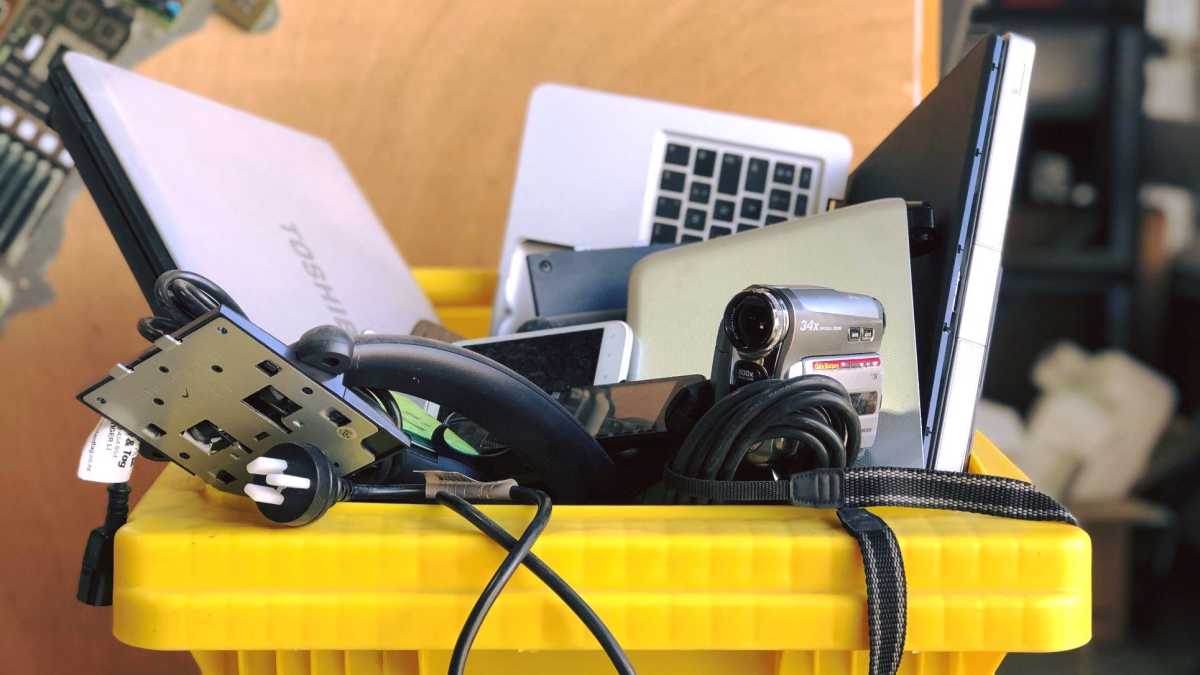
[418,471,518,500]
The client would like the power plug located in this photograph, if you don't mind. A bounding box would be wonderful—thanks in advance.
[244,442,349,526]
[244,442,519,525]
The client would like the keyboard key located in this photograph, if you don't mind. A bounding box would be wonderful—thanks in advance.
[660,170,686,192]
[773,162,795,184]
[793,194,809,216]
[664,143,690,166]
[684,208,707,231]
[799,166,813,189]
[768,189,791,212]
[681,234,703,243]
[745,158,768,193]
[718,153,743,195]
[713,199,735,222]
[694,148,717,177]
[689,182,711,204]
[738,224,758,233]
[765,214,787,225]
[651,222,678,243]
[709,226,732,238]
[740,197,762,221]
[656,196,682,219]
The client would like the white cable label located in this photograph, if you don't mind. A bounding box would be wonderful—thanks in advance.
[77,419,138,483]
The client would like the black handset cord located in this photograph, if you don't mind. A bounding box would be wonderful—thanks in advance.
[125,270,633,675]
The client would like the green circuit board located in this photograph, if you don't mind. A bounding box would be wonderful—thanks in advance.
[0,0,192,324]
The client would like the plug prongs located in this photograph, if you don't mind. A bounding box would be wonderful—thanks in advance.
[246,457,288,475]
[244,483,285,505]
[266,473,312,490]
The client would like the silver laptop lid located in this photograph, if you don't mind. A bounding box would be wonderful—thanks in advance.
[63,52,434,343]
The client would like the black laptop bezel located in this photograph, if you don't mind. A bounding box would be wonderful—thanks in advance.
[48,60,176,303]
[845,34,1009,468]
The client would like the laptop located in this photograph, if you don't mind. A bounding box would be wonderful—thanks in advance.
[845,33,1035,470]
[47,52,435,344]
[626,199,925,468]
[492,83,853,334]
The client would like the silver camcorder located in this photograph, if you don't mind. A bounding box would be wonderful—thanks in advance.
[712,285,885,449]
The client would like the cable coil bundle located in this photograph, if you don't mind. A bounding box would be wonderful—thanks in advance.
[665,375,861,504]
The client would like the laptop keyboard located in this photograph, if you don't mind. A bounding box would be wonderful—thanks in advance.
[649,135,822,244]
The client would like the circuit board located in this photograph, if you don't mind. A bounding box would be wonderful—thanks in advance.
[0,0,201,325]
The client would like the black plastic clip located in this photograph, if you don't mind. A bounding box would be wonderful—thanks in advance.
[789,469,845,508]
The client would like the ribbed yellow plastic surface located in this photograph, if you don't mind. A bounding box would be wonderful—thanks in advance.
[111,269,1091,674]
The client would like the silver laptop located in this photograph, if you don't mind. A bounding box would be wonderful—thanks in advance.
[492,83,853,334]
[49,52,435,344]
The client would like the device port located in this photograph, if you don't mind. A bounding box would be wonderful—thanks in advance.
[182,419,242,455]
[242,385,302,433]
[256,359,281,377]
[324,408,352,428]
[144,423,166,439]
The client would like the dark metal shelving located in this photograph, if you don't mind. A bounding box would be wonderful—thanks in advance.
[967,2,1148,409]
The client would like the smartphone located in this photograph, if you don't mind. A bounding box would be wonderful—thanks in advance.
[456,321,634,394]
[444,375,709,455]
[556,375,709,449]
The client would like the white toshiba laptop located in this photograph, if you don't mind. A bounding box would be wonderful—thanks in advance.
[492,84,853,334]
[48,53,434,343]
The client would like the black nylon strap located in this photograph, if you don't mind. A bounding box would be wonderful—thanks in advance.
[664,464,1078,675]
[841,467,1078,525]
[662,465,793,502]
[837,507,906,675]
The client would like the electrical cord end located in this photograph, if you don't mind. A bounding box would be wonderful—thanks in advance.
[77,482,131,607]
[247,443,349,526]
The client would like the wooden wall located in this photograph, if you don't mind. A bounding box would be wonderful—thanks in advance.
[0,2,921,672]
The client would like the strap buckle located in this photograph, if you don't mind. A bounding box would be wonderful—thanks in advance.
[788,469,845,508]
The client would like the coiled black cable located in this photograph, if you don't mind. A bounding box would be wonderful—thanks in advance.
[136,270,246,342]
[666,375,860,504]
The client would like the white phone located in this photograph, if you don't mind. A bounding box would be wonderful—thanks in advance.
[456,321,634,394]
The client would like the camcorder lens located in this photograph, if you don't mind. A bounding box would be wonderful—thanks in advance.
[725,292,781,353]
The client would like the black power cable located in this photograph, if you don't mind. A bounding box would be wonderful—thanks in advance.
[343,484,633,674]
[437,492,636,675]
[77,482,131,606]
[436,487,551,675]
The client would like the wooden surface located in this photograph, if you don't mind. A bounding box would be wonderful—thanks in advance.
[0,2,920,673]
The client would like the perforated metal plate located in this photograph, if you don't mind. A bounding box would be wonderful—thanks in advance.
[79,309,404,494]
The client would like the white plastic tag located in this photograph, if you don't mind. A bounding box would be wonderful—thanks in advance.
[77,419,138,483]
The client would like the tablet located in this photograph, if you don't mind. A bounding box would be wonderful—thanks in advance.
[845,33,1034,470]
